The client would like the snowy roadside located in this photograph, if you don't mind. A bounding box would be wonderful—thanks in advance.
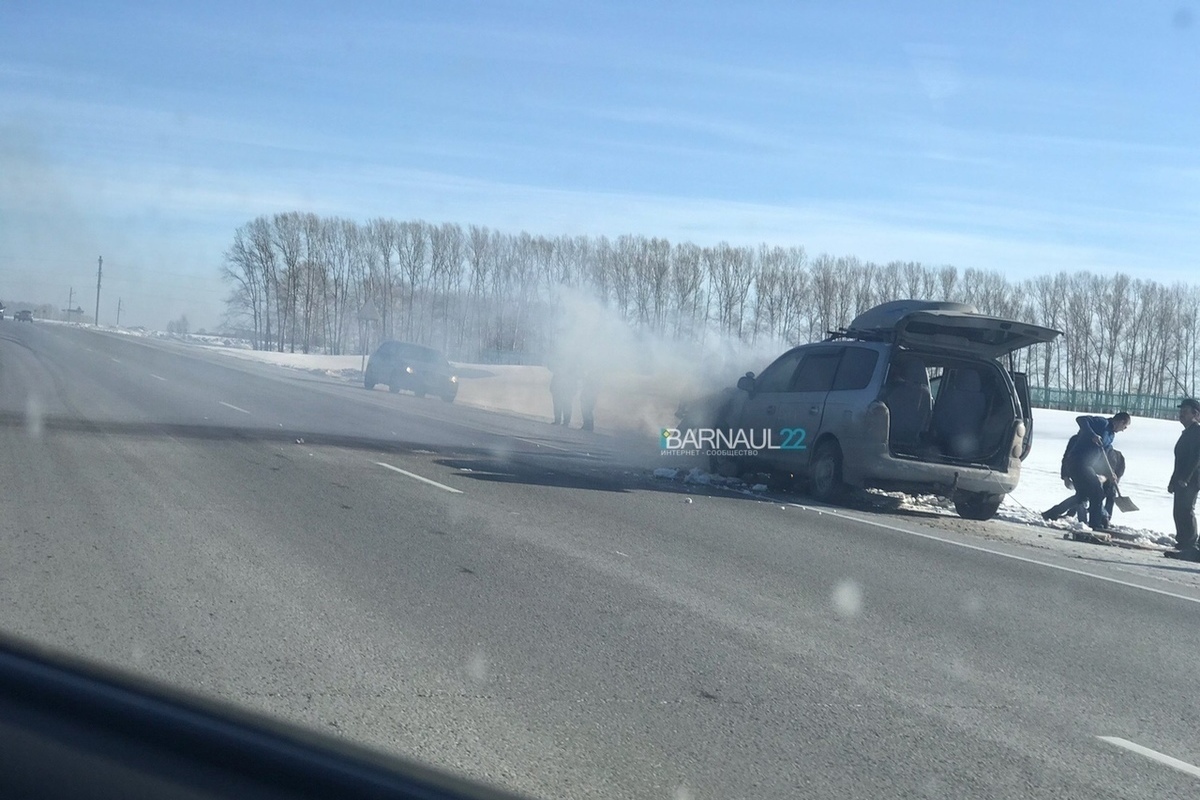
[190,343,1185,549]
[193,344,685,437]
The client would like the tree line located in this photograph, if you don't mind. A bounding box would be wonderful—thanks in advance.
[220,212,1200,396]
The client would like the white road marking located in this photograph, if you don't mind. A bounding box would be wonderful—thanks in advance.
[514,436,574,452]
[780,501,1200,607]
[218,401,251,415]
[614,550,631,558]
[149,374,167,381]
[1097,736,1200,779]
[375,462,463,494]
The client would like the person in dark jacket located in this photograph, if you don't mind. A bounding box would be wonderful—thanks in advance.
[578,368,600,432]
[1165,398,1200,560]
[1042,437,1125,523]
[1042,433,1086,522]
[1059,412,1130,531]
[548,360,578,426]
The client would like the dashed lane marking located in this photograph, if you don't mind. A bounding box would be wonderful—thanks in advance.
[1098,736,1200,780]
[375,462,464,494]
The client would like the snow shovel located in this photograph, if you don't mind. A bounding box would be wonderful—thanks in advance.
[1101,449,1139,513]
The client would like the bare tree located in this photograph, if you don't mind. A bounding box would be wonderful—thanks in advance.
[396,220,427,340]
[808,253,838,340]
[222,221,267,349]
[271,212,306,352]
[936,265,958,301]
[670,242,705,341]
[704,242,755,340]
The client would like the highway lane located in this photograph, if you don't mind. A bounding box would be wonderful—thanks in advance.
[2,322,1200,798]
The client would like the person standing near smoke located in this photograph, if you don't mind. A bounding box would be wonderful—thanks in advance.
[579,367,600,431]
[549,360,577,426]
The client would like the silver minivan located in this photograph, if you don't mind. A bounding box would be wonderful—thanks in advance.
[683,300,1061,520]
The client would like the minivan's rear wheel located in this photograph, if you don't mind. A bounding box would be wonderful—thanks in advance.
[809,441,845,503]
[953,492,1003,521]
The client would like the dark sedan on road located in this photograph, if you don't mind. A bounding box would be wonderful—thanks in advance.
[364,341,458,402]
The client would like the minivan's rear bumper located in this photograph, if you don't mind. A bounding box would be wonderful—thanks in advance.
[842,442,1020,497]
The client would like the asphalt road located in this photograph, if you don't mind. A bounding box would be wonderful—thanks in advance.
[2,321,1200,799]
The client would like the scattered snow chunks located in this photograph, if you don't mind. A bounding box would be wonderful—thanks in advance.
[831,579,863,619]
[751,483,768,492]
[653,467,680,480]
[683,468,712,485]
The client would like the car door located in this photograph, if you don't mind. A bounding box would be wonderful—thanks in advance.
[734,348,806,461]
[1010,369,1034,460]
[767,349,844,472]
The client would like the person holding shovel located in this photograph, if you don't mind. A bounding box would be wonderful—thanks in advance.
[1165,398,1200,561]
[1061,412,1131,532]
[1043,440,1126,524]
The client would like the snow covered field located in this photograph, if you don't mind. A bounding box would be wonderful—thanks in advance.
[994,408,1177,543]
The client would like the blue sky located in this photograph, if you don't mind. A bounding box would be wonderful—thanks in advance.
[2,1,1198,329]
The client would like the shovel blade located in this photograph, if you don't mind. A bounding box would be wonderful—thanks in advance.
[1114,495,1139,513]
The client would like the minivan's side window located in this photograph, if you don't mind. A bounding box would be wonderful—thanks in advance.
[754,350,804,393]
[790,351,842,392]
[831,347,879,391]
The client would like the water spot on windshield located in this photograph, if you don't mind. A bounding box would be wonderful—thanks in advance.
[961,593,982,616]
[831,580,863,618]
[947,657,971,681]
[467,651,488,684]
[25,394,44,438]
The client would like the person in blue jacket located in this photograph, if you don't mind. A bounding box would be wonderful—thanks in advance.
[1043,441,1125,524]
[1061,412,1131,531]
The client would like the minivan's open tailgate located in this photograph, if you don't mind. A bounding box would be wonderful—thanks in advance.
[895,310,1062,359]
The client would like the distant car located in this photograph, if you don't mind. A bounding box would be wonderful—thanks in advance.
[364,341,458,402]
[15,310,33,323]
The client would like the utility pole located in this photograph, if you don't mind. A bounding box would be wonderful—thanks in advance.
[68,287,74,322]
[116,298,122,327]
[95,256,103,326]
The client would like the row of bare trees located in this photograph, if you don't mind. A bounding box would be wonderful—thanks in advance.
[220,213,1200,396]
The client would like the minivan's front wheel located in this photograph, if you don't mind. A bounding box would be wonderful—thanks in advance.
[953,492,1003,521]
[809,441,845,503]
[710,453,744,479]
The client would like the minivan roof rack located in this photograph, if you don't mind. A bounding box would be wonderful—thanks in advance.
[824,327,897,343]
